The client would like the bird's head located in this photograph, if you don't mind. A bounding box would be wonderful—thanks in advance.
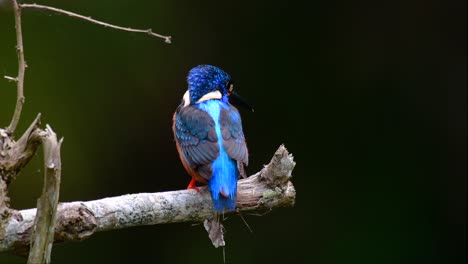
[186,64,231,104]
[183,65,253,111]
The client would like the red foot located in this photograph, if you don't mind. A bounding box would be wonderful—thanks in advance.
[187,178,200,192]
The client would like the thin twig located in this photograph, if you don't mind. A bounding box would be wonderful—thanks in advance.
[6,0,26,135]
[4,76,18,82]
[238,213,253,233]
[20,3,172,43]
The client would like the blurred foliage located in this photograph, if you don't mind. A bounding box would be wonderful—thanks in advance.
[0,0,465,263]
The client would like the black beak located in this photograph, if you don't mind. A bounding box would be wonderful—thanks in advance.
[230,91,254,112]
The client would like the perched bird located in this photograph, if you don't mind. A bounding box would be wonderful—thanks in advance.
[173,65,251,211]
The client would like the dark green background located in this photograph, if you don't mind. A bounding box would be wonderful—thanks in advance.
[0,0,465,263]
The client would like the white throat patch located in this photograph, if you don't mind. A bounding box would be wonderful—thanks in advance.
[196,90,222,104]
[182,90,191,107]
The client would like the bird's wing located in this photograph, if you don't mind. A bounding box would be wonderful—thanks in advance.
[173,104,219,170]
[220,105,249,166]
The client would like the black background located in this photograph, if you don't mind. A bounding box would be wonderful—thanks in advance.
[0,0,466,263]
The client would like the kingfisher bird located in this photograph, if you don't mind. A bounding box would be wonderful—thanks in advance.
[173,65,251,212]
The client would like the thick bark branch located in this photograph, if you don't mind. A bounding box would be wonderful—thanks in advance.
[0,145,296,254]
[1,115,42,219]
[27,125,63,264]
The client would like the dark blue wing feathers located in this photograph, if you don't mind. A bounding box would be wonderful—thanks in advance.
[174,105,219,170]
[220,106,249,166]
[174,102,248,186]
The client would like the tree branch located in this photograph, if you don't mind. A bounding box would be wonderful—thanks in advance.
[27,125,63,264]
[0,145,296,254]
[19,3,172,43]
[0,114,42,209]
[6,0,27,135]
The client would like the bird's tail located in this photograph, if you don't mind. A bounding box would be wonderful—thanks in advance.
[209,154,238,211]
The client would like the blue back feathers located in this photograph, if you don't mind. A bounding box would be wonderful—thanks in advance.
[197,100,238,211]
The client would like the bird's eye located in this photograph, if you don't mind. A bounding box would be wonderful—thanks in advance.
[226,81,234,95]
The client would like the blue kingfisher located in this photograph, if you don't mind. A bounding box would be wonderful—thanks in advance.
[172,65,252,211]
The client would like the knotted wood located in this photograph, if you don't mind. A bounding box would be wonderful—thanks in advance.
[0,145,295,254]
